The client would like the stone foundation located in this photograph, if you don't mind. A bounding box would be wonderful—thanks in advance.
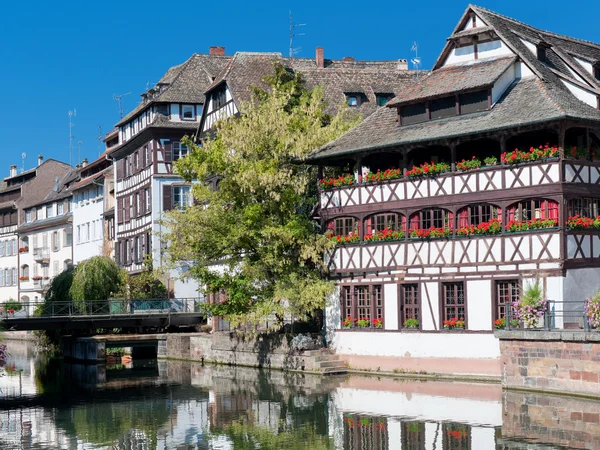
[497,330,600,397]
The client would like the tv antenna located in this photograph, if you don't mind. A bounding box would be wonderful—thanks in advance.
[78,141,82,166]
[68,109,76,167]
[113,92,131,119]
[289,11,305,58]
[21,153,26,173]
[97,125,103,156]
[410,42,422,81]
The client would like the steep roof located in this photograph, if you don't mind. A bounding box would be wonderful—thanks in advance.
[388,56,515,106]
[116,53,232,127]
[204,52,416,118]
[308,5,600,161]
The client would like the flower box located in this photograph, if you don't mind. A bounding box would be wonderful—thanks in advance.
[457,218,501,236]
[364,228,405,242]
[410,227,451,239]
[443,318,465,330]
[501,144,558,164]
[406,161,450,178]
[319,174,354,190]
[362,168,402,183]
[456,157,482,172]
[505,218,557,233]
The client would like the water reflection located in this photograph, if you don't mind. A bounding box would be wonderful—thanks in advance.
[0,343,599,449]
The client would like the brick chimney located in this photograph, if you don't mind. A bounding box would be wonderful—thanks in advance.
[209,46,225,56]
[37,154,43,166]
[316,47,324,68]
[82,158,88,168]
[343,56,355,62]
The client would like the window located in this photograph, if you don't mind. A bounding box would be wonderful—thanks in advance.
[21,264,29,279]
[213,86,227,109]
[53,261,59,276]
[173,186,192,208]
[52,231,61,251]
[410,208,452,230]
[145,188,150,213]
[458,204,500,227]
[65,230,73,247]
[402,422,425,450]
[376,93,393,107]
[399,284,420,328]
[57,202,64,215]
[507,199,558,222]
[46,204,54,218]
[495,280,519,323]
[173,142,190,161]
[37,207,43,221]
[442,282,466,325]
[340,285,384,327]
[594,63,600,82]
[136,192,141,217]
[76,225,81,244]
[11,267,17,286]
[0,241,4,257]
[568,197,600,218]
[134,152,139,171]
[430,96,456,120]
[442,423,470,450]
[0,269,4,286]
[86,223,90,243]
[11,239,16,256]
[332,217,357,237]
[347,95,358,107]
[26,209,33,223]
[181,104,195,120]
[459,90,489,114]
[400,102,427,125]
[145,145,151,167]
[373,213,399,232]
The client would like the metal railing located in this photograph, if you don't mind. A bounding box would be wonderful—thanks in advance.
[0,297,207,319]
[32,247,50,261]
[504,300,593,331]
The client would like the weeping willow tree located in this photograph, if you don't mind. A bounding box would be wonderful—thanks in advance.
[70,256,126,312]
[163,64,360,334]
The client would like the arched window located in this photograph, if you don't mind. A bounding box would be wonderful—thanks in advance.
[568,198,600,218]
[327,217,358,237]
[458,204,501,227]
[365,213,406,234]
[21,264,29,278]
[410,208,453,230]
[507,199,558,222]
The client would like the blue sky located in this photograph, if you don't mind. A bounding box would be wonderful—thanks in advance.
[0,0,597,172]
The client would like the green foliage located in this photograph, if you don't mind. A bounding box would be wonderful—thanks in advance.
[125,256,168,299]
[3,298,22,311]
[44,267,74,304]
[70,256,126,302]
[163,63,360,335]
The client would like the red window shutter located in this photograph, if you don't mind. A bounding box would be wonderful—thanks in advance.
[548,201,558,220]
[401,214,407,230]
[507,205,515,221]
[410,213,419,230]
[163,185,173,211]
[365,217,372,234]
[164,142,172,162]
[458,208,469,227]
[327,221,335,230]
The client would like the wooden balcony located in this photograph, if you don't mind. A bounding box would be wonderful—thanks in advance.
[326,230,562,274]
[320,160,600,213]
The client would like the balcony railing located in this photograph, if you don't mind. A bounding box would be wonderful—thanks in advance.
[320,159,600,211]
[32,247,50,262]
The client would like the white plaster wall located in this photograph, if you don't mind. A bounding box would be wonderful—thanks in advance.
[462,16,474,30]
[421,282,439,331]
[331,331,500,358]
[478,40,513,59]
[445,45,475,65]
[73,195,105,263]
[384,283,398,330]
[574,56,594,76]
[516,61,534,78]
[561,79,598,108]
[332,388,502,426]
[467,280,492,330]
[387,420,401,450]
[491,64,515,104]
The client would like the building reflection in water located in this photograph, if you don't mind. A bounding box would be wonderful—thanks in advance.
[1,345,600,449]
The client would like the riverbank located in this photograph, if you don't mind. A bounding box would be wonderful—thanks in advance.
[2,331,35,341]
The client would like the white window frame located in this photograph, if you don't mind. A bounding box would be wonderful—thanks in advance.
[173,186,192,208]
[173,142,190,161]
[181,104,195,120]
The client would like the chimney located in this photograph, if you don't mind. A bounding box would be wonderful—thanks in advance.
[82,158,88,168]
[316,47,324,68]
[343,56,355,62]
[9,165,16,177]
[209,46,225,56]
[37,154,43,166]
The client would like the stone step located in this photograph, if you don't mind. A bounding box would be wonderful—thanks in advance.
[318,359,346,369]
[321,366,348,375]
[314,354,340,362]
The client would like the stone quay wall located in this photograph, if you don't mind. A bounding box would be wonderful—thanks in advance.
[497,330,600,398]
[164,332,322,372]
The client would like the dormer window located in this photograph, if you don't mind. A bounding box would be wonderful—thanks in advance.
[376,93,394,107]
[181,104,195,120]
[536,43,549,63]
[213,87,227,109]
[594,63,600,81]
[346,93,364,107]
[347,96,358,107]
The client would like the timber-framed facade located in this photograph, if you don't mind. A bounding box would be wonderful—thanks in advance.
[309,5,600,361]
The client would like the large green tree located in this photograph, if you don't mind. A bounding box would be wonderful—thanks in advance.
[164,64,359,333]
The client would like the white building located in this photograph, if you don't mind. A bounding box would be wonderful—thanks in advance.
[72,154,113,264]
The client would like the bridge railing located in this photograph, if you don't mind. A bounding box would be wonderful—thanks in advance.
[503,300,594,331]
[0,297,207,319]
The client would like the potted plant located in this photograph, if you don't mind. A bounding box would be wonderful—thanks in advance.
[456,156,482,171]
[585,290,600,330]
[356,318,370,328]
[372,318,383,328]
[513,280,546,328]
[404,318,420,329]
[484,156,498,166]
[319,174,355,190]
[443,317,465,330]
[343,316,353,328]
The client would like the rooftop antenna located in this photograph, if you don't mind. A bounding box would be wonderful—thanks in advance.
[78,141,82,166]
[21,153,26,173]
[68,109,76,167]
[289,11,305,58]
[411,41,422,81]
[113,92,131,119]
[97,125,103,156]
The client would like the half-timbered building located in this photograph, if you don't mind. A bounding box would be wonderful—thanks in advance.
[109,47,232,297]
[308,5,600,368]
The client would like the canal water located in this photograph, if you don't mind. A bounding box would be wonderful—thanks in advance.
[1,342,600,449]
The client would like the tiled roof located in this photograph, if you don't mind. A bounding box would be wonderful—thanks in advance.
[309,77,589,161]
[204,52,417,117]
[388,56,515,106]
[115,53,232,127]
[17,213,71,233]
